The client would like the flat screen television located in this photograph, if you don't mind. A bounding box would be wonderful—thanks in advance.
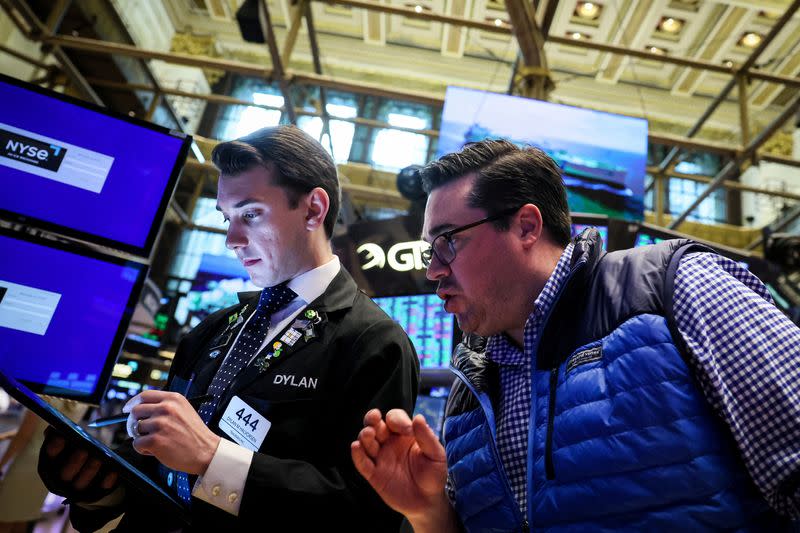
[0,227,148,403]
[173,253,257,328]
[437,86,648,221]
[372,293,455,369]
[0,73,191,258]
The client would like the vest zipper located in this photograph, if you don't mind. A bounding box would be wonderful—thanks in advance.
[449,366,527,531]
[544,366,559,480]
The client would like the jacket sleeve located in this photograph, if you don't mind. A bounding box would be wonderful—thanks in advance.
[238,317,420,531]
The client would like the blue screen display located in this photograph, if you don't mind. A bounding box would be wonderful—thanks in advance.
[572,224,608,251]
[373,294,454,369]
[0,232,147,401]
[413,395,447,440]
[437,87,648,221]
[0,77,188,255]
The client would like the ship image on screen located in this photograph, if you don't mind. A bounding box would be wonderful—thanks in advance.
[437,87,648,221]
[0,74,190,257]
[0,229,147,402]
[373,294,454,369]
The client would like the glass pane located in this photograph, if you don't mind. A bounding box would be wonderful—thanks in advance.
[371,128,428,171]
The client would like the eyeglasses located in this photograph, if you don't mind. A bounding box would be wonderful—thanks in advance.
[421,206,521,268]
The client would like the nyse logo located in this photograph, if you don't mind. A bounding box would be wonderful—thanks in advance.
[0,128,67,172]
[357,241,428,272]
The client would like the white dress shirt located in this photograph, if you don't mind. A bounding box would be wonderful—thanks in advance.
[192,256,340,515]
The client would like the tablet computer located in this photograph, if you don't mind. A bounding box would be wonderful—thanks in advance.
[0,369,190,524]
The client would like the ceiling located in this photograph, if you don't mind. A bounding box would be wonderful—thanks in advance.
[140,0,800,140]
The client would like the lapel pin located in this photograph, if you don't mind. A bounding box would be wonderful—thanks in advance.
[280,329,302,346]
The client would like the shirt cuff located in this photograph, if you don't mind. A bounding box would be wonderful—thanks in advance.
[191,439,253,516]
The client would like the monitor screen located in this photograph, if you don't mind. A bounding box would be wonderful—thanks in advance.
[173,253,258,328]
[372,293,454,369]
[437,86,648,221]
[0,74,191,257]
[572,224,608,251]
[0,228,147,403]
[635,231,666,247]
[413,394,447,440]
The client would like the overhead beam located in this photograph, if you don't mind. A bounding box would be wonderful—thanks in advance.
[745,204,800,251]
[281,0,307,67]
[669,90,800,230]
[0,43,51,69]
[315,0,511,33]
[258,0,297,124]
[83,76,771,161]
[85,77,442,136]
[646,132,740,156]
[539,0,559,38]
[303,0,334,152]
[43,34,273,77]
[645,166,800,203]
[25,33,799,161]
[656,0,800,175]
[6,0,103,105]
[505,0,552,99]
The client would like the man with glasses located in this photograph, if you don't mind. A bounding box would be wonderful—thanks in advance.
[352,139,800,532]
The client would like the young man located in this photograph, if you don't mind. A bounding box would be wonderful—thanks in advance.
[353,139,800,532]
[39,125,420,531]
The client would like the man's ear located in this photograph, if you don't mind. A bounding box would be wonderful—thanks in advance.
[304,187,330,231]
[517,204,543,249]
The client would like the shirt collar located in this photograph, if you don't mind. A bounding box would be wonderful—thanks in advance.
[286,256,340,305]
[487,243,575,365]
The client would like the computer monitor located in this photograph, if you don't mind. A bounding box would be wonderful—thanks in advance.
[413,392,448,441]
[173,253,258,328]
[0,227,148,403]
[372,293,455,369]
[0,73,191,258]
[571,213,609,251]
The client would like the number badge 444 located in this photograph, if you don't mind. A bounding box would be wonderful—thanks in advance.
[218,395,271,451]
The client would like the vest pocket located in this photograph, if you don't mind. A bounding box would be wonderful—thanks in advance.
[545,366,559,480]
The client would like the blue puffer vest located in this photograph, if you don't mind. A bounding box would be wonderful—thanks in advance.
[443,230,790,532]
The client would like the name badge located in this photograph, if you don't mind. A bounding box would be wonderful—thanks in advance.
[218,396,271,452]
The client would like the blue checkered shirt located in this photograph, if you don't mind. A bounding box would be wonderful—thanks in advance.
[484,245,800,518]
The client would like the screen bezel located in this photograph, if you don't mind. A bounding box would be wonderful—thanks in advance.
[0,225,149,404]
[0,72,192,259]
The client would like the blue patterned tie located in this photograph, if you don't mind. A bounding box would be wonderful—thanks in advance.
[174,282,297,503]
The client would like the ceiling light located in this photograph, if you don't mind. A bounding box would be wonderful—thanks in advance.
[739,32,763,48]
[414,5,422,13]
[722,59,734,68]
[647,46,667,55]
[659,17,683,34]
[575,2,601,19]
[571,31,585,40]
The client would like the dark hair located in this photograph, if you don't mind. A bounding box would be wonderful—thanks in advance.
[420,139,571,246]
[211,125,340,238]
